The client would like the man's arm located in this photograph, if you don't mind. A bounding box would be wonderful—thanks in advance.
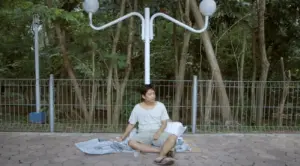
[119,107,138,141]
[157,120,167,133]
[120,123,135,140]
[153,120,167,140]
[156,103,170,135]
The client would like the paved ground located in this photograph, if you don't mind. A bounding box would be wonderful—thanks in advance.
[0,132,300,166]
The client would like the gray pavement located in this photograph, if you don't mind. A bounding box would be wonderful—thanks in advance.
[0,132,300,166]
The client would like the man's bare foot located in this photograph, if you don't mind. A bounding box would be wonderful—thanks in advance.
[154,156,175,165]
[166,148,175,158]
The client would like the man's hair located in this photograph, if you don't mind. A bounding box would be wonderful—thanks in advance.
[140,84,155,96]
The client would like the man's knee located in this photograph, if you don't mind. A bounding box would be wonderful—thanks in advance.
[128,140,138,148]
[167,134,177,143]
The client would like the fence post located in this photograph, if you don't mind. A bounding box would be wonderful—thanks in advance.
[49,74,55,132]
[192,75,198,134]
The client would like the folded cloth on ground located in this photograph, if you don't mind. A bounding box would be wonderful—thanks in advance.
[75,137,191,155]
[75,139,128,155]
[75,122,190,155]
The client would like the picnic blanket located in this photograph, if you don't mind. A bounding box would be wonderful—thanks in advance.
[75,136,191,155]
[75,122,191,155]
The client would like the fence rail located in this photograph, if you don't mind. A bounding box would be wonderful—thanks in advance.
[0,76,300,133]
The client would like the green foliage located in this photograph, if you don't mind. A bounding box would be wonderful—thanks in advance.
[122,90,140,121]
[0,0,299,81]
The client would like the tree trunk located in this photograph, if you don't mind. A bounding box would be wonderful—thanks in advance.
[106,68,113,125]
[238,32,246,121]
[173,31,191,121]
[251,0,258,123]
[106,0,126,125]
[112,0,136,126]
[256,0,270,126]
[88,50,97,124]
[55,25,89,121]
[173,3,179,79]
[251,29,257,124]
[173,0,192,121]
[205,79,214,125]
[277,57,291,126]
[198,40,204,125]
[190,0,232,123]
[45,0,89,120]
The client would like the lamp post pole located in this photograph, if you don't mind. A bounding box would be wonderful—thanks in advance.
[83,0,216,85]
[32,14,41,113]
[144,8,151,85]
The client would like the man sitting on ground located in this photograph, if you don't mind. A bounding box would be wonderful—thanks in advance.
[116,85,177,165]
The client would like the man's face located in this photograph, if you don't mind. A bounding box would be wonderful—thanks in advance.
[142,89,156,103]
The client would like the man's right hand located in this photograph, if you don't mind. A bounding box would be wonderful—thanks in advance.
[116,136,123,142]
[116,124,134,142]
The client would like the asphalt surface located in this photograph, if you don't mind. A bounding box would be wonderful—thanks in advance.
[0,132,299,166]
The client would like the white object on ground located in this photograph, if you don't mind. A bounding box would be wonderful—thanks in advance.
[164,121,187,137]
[133,150,140,158]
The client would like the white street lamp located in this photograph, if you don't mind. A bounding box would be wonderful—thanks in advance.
[29,14,46,124]
[83,0,216,85]
[32,14,42,113]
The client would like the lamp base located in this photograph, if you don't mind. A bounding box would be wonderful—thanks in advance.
[29,112,46,124]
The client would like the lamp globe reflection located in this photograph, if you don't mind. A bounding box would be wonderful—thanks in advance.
[200,0,217,16]
[83,0,99,13]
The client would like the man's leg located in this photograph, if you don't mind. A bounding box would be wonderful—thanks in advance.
[158,134,177,157]
[128,131,160,153]
[152,133,177,164]
[128,140,160,153]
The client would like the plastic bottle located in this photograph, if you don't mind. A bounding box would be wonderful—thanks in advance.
[133,150,140,158]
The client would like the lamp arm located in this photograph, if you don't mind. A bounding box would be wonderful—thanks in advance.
[89,12,145,40]
[150,12,209,40]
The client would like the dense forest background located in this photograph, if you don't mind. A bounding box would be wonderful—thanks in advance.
[0,0,300,132]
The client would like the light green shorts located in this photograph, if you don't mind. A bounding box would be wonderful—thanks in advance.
[130,130,170,147]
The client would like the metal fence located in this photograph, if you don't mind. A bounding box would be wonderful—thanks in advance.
[0,75,300,133]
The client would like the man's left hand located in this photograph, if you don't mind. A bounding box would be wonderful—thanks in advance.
[153,131,161,140]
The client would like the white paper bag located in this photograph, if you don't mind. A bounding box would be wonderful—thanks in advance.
[164,121,187,136]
